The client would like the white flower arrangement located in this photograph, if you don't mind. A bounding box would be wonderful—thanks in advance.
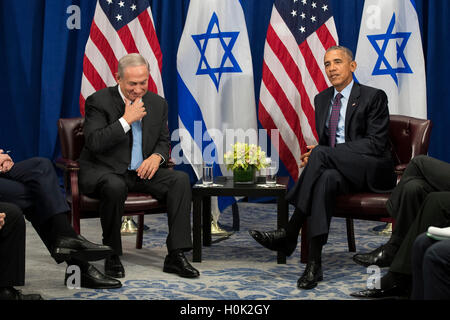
[224,142,268,171]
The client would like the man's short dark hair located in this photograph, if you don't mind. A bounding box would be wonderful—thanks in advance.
[326,46,354,61]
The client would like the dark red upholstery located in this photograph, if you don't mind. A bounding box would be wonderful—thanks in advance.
[299,115,432,263]
[56,117,169,249]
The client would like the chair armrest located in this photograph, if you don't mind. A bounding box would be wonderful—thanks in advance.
[167,158,175,169]
[55,157,80,171]
[395,163,407,175]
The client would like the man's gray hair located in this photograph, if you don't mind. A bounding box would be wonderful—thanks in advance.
[117,53,150,78]
[326,46,354,61]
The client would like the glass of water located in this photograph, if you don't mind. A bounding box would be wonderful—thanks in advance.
[266,165,277,185]
[202,164,213,186]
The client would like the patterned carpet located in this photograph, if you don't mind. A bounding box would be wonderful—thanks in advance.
[22,202,389,300]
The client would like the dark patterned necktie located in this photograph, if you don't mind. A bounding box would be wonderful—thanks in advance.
[328,93,342,148]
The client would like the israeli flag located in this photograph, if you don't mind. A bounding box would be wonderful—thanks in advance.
[175,0,257,210]
[354,0,427,118]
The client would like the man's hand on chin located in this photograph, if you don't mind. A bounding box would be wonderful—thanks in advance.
[136,154,162,179]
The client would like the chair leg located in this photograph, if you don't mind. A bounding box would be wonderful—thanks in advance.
[232,202,240,231]
[300,222,309,264]
[136,215,144,249]
[346,218,356,252]
[72,209,81,234]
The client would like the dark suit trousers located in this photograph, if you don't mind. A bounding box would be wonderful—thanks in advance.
[0,202,25,287]
[0,157,71,256]
[0,157,70,226]
[386,155,450,247]
[88,168,192,255]
[411,233,450,300]
[389,192,450,275]
[286,146,367,242]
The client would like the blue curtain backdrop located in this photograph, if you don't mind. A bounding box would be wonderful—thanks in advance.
[0,0,448,182]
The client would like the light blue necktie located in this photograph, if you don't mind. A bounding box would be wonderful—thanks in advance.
[129,121,143,171]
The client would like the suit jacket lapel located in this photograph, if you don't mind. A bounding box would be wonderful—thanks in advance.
[111,85,126,115]
[345,83,360,139]
[317,87,334,142]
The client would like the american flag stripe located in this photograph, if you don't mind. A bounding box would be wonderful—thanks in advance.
[318,20,338,49]
[259,94,301,179]
[117,26,140,53]
[84,36,115,85]
[262,40,311,167]
[258,0,338,181]
[262,61,303,143]
[89,22,119,76]
[82,54,107,91]
[92,4,127,59]
[80,0,163,115]
[81,73,96,100]
[137,9,163,71]
[300,41,328,91]
[268,9,318,131]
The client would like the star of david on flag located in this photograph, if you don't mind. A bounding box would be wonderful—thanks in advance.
[354,0,427,118]
[368,13,412,85]
[192,12,242,90]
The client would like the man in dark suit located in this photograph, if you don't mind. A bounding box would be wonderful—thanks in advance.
[79,53,199,279]
[351,156,450,299]
[0,151,121,292]
[249,46,396,289]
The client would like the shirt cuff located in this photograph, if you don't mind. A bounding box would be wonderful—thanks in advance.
[119,117,131,133]
[154,153,165,166]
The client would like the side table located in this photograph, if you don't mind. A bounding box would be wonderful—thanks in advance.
[192,176,290,264]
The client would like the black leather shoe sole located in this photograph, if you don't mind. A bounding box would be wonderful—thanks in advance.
[80,276,123,289]
[163,265,199,278]
[352,254,371,267]
[350,286,409,300]
[297,275,323,290]
[352,254,393,268]
[52,247,113,262]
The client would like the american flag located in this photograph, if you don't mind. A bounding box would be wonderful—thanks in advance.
[258,0,338,181]
[80,0,164,115]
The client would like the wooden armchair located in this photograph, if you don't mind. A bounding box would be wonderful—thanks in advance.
[300,115,433,263]
[55,117,169,249]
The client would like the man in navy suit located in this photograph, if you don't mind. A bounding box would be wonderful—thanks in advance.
[250,46,396,289]
[79,53,199,279]
[0,151,121,295]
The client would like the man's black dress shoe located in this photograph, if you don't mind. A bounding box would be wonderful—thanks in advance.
[65,264,122,289]
[352,244,397,268]
[0,287,43,300]
[52,235,113,262]
[248,229,296,256]
[297,261,323,290]
[163,251,200,278]
[350,285,410,299]
[105,255,125,278]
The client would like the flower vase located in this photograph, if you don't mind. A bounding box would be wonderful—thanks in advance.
[233,166,256,184]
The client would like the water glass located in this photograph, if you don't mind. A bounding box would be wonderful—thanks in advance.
[202,165,213,185]
[266,166,277,185]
